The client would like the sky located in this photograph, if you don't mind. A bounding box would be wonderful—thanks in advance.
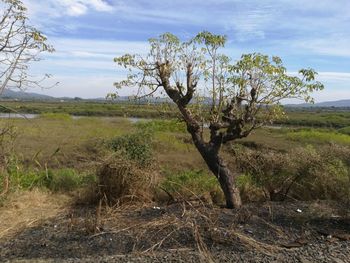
[20,0,350,102]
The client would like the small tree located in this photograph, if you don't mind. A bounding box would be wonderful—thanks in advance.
[114,32,323,209]
[0,0,53,94]
[0,0,53,197]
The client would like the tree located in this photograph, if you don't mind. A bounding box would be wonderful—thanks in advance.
[114,32,324,209]
[0,0,53,94]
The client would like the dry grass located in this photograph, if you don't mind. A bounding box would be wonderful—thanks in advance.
[0,189,71,240]
[95,155,159,205]
[84,201,283,254]
[0,117,133,169]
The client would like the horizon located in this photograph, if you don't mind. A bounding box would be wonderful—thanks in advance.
[3,88,350,105]
[20,0,350,102]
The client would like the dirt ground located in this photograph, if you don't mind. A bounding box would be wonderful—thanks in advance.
[0,192,349,263]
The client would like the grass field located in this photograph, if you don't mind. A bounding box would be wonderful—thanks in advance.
[0,108,348,196]
[0,100,179,118]
[0,103,349,262]
[0,103,349,205]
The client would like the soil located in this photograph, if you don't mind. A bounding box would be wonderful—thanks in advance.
[0,197,349,263]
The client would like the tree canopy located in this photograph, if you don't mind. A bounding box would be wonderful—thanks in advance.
[0,0,53,94]
[115,32,323,146]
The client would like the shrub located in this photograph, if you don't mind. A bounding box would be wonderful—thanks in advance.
[236,174,266,202]
[96,155,158,205]
[233,144,350,203]
[233,146,294,201]
[108,131,154,167]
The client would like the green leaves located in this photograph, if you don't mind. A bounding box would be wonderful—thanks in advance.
[113,32,324,142]
[1,0,54,92]
[194,31,227,48]
[223,52,324,128]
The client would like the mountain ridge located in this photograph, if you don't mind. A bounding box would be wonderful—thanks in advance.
[1,89,349,107]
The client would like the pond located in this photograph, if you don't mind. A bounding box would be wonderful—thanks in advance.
[0,113,147,123]
[0,113,38,119]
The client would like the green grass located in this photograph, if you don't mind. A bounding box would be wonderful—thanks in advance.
[39,112,73,121]
[161,169,223,203]
[339,126,350,135]
[0,116,134,168]
[0,100,179,118]
[287,129,350,145]
[135,119,186,133]
[275,109,350,128]
[1,159,95,193]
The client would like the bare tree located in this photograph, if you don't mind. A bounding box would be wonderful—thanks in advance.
[0,0,53,94]
[114,32,324,209]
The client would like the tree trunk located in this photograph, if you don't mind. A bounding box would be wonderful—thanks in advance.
[190,134,242,209]
[178,106,242,209]
[202,151,242,209]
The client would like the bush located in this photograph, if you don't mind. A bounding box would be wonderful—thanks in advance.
[108,131,154,167]
[233,144,350,203]
[96,155,158,205]
[233,146,293,201]
[236,174,266,202]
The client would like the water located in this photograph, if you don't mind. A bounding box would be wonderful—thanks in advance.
[0,114,284,129]
[0,113,38,119]
[0,113,146,123]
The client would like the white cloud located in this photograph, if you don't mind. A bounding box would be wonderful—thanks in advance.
[64,1,88,16]
[24,0,113,18]
[62,0,114,16]
[51,38,148,54]
[288,71,350,84]
[317,72,350,82]
[87,0,114,12]
[312,90,350,103]
[19,0,350,100]
[30,38,149,83]
[295,37,350,57]
[28,75,118,98]
[27,74,141,98]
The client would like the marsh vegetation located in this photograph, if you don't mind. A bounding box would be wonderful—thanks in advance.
[0,107,349,262]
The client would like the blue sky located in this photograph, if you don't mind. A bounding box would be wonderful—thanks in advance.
[23,0,350,102]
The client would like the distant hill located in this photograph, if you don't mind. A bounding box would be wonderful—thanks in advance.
[287,99,350,108]
[312,100,350,107]
[0,89,54,101]
[1,89,349,107]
